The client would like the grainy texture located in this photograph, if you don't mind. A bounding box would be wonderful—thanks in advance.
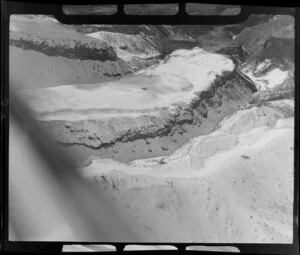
[9,13,294,243]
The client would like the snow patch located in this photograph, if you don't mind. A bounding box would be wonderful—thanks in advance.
[242,58,290,91]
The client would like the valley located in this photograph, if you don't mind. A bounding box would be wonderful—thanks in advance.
[9,13,295,243]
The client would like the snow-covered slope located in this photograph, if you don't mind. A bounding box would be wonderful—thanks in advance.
[235,15,294,92]
[9,13,294,244]
[9,15,132,89]
[78,100,294,242]
[11,14,284,91]
[10,46,130,90]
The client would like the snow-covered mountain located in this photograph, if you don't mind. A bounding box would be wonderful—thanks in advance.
[9,13,294,243]
[17,46,257,162]
[12,14,294,161]
[78,99,294,242]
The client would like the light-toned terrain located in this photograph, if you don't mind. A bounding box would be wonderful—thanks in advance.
[9,14,295,244]
[79,100,294,242]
